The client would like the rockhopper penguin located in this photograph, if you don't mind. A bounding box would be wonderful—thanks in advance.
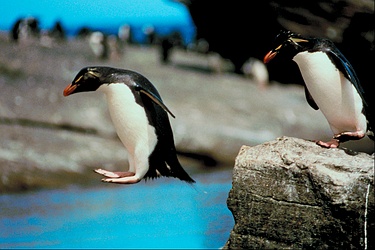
[264,30,374,148]
[63,66,195,184]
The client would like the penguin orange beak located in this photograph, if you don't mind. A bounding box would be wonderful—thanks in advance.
[63,83,77,96]
[263,50,278,64]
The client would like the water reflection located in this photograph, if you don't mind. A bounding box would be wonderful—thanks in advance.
[0,170,233,249]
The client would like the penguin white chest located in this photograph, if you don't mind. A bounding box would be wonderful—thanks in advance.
[293,51,366,134]
[98,84,157,154]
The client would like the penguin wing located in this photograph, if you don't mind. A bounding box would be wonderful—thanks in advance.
[134,85,176,118]
[327,48,368,107]
[304,86,319,110]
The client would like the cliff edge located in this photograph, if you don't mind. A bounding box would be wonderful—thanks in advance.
[225,136,374,249]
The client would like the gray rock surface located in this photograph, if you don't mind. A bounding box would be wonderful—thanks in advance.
[225,136,374,249]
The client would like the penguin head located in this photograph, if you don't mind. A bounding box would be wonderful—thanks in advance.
[63,67,115,96]
[263,30,310,63]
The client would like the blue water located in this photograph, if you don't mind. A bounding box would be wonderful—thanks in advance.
[0,170,234,249]
[0,0,196,44]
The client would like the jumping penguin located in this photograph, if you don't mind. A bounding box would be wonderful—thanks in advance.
[63,67,195,184]
[264,30,374,148]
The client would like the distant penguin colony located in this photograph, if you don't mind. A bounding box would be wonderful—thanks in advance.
[63,67,195,184]
[89,32,109,60]
[11,17,40,42]
[264,30,373,148]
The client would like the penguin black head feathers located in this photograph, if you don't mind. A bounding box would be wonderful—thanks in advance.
[63,67,104,95]
[64,67,175,118]
[263,30,312,63]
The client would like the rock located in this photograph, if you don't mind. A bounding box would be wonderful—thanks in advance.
[224,136,374,249]
[0,124,128,192]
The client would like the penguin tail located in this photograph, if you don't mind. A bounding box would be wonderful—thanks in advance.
[166,152,196,184]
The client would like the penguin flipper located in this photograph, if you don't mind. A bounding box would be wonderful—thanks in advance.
[136,86,176,118]
[327,49,367,107]
[304,86,319,110]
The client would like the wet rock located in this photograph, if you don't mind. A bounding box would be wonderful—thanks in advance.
[0,124,127,192]
[224,136,374,249]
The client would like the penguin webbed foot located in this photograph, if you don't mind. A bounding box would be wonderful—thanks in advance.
[313,130,365,149]
[94,168,135,178]
[101,176,141,184]
[334,130,365,142]
[315,138,340,148]
[94,169,141,184]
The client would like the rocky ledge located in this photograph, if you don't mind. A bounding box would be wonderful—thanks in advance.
[225,136,374,249]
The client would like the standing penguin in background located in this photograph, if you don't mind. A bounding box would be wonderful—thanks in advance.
[264,30,373,148]
[63,67,195,184]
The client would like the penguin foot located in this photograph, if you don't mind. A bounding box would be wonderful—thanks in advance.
[94,168,135,178]
[101,176,141,184]
[94,169,141,184]
[314,129,365,148]
[334,131,365,142]
[315,138,340,148]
